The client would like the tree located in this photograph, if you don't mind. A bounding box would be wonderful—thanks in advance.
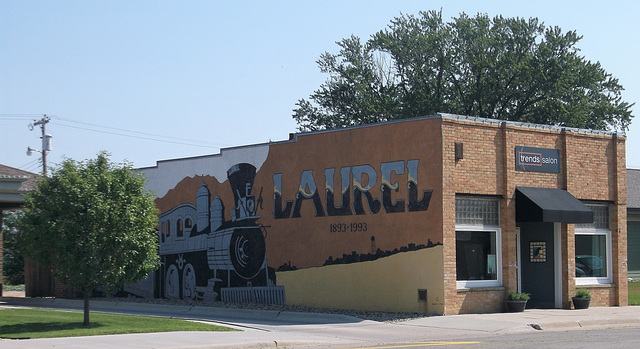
[293,10,634,132]
[13,152,159,326]
[2,215,24,285]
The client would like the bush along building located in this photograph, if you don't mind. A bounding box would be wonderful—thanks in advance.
[135,114,627,314]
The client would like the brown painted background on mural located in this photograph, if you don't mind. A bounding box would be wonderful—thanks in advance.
[155,176,234,218]
[155,118,444,273]
[255,118,444,270]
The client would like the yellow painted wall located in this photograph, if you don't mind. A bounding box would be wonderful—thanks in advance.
[277,245,444,314]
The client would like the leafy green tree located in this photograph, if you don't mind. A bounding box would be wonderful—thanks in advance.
[2,215,24,285]
[13,152,159,326]
[294,10,634,131]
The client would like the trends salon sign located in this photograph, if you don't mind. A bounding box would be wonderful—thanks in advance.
[515,146,560,173]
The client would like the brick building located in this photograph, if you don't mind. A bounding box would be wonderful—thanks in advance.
[137,114,627,314]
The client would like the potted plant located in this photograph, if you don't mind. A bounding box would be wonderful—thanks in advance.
[572,288,591,309]
[506,291,530,312]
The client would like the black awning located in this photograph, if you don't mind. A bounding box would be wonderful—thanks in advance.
[515,187,594,223]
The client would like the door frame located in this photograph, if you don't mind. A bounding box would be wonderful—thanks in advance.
[553,222,562,309]
[516,228,522,293]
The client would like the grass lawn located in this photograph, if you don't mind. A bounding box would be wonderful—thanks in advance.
[0,308,237,339]
[2,284,25,292]
[629,281,640,306]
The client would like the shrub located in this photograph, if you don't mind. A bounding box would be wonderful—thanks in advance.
[575,288,591,299]
[508,291,530,301]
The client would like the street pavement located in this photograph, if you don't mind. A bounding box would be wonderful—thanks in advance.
[1,296,640,348]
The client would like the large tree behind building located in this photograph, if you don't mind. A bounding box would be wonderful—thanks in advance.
[293,11,634,131]
[13,152,159,326]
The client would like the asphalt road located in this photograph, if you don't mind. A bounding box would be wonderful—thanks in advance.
[442,328,640,349]
[2,297,640,348]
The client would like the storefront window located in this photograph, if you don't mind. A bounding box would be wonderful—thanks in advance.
[575,204,612,284]
[456,231,497,281]
[575,235,607,277]
[456,197,501,288]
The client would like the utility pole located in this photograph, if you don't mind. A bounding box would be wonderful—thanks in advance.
[27,115,52,176]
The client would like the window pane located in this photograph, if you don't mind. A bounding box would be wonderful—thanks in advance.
[576,205,609,229]
[456,231,497,281]
[592,206,610,229]
[575,235,607,278]
[455,199,499,225]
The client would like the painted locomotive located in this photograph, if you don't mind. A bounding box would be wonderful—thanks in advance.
[157,163,271,301]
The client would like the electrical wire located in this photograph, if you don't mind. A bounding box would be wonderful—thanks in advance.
[0,116,40,121]
[53,115,228,147]
[1,113,230,149]
[0,117,35,121]
[17,159,39,170]
[22,160,42,172]
[53,122,221,149]
[0,114,42,117]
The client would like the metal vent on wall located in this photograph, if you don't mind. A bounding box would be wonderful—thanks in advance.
[418,289,427,302]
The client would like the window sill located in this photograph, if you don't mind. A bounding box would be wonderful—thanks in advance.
[457,280,502,289]
[576,278,613,286]
[575,283,615,289]
[457,286,505,293]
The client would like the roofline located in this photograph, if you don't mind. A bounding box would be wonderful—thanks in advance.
[292,113,624,140]
[136,142,275,171]
[137,113,625,169]
[438,113,624,137]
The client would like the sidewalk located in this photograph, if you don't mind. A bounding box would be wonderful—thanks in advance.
[2,296,640,348]
[410,305,640,333]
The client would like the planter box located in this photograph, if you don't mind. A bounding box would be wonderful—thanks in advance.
[572,297,591,309]
[506,300,528,312]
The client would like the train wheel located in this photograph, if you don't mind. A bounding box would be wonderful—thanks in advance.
[182,263,197,300]
[165,264,180,299]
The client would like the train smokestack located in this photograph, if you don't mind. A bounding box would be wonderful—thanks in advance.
[227,163,257,220]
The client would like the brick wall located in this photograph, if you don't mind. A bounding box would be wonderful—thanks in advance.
[456,287,506,313]
[442,118,510,314]
[562,224,575,308]
[577,285,617,307]
[441,116,626,314]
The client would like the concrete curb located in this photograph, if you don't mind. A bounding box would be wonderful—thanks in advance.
[537,317,640,331]
[0,297,363,325]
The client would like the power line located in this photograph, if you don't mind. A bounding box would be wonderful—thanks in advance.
[52,115,228,147]
[2,113,233,155]
[53,122,223,149]
[22,159,42,172]
[0,116,39,121]
[2,114,230,148]
[18,158,40,170]
[0,114,43,117]
[24,163,41,172]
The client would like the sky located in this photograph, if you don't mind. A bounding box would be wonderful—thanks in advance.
[2,1,639,173]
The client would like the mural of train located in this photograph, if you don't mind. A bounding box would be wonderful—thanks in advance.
[155,163,277,302]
